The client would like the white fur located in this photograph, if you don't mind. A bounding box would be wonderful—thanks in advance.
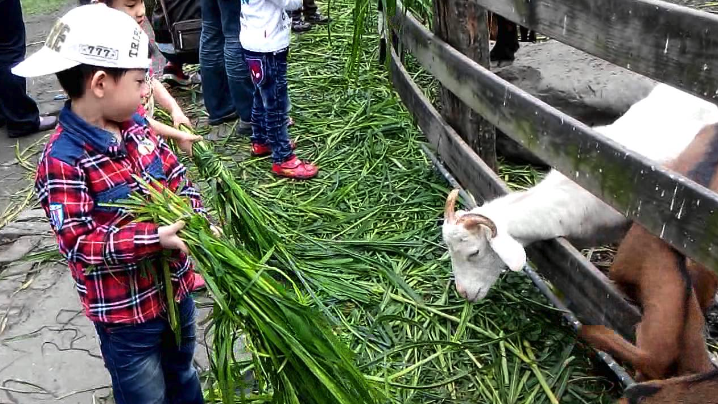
[443,84,718,302]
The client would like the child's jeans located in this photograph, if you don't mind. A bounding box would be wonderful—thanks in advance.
[243,48,294,164]
[94,297,204,404]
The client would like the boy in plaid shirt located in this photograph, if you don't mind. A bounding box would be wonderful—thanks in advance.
[13,5,204,403]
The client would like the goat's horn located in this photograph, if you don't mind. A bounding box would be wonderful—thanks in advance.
[457,214,498,238]
[444,189,460,224]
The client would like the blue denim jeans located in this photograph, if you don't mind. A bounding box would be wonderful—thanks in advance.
[199,0,254,124]
[244,48,294,164]
[94,298,204,404]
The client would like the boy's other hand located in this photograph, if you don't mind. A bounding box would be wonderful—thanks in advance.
[158,220,189,254]
[177,131,202,157]
[172,111,192,129]
[210,225,224,238]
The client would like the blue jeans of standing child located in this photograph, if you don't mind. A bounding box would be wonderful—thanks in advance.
[94,298,204,404]
[243,48,294,164]
[199,0,254,124]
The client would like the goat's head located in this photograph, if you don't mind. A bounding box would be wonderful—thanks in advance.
[442,189,527,302]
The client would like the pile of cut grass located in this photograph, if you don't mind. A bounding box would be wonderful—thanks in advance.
[159,0,621,402]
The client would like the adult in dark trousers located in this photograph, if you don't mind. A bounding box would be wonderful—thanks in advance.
[199,0,253,134]
[152,0,201,86]
[0,0,57,137]
[291,0,330,33]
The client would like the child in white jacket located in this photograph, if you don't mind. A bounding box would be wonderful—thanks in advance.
[240,0,318,179]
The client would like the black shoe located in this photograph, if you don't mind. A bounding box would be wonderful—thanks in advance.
[8,115,58,138]
[305,12,330,25]
[291,19,312,33]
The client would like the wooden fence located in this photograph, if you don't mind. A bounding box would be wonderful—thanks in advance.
[380,0,718,346]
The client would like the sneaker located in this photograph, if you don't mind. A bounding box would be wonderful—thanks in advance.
[305,12,330,25]
[272,156,318,179]
[191,272,206,292]
[161,63,191,87]
[292,19,312,33]
[251,141,296,157]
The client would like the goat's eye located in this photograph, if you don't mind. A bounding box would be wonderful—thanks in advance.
[468,250,480,258]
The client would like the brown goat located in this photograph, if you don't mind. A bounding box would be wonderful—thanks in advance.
[617,369,718,404]
[580,123,718,382]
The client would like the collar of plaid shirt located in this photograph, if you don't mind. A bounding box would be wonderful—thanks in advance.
[56,101,131,158]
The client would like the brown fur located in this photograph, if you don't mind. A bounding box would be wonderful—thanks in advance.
[580,124,718,382]
[488,13,498,40]
[617,369,718,404]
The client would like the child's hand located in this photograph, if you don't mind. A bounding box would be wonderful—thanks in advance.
[172,110,192,129]
[210,225,224,238]
[176,131,202,157]
[158,220,189,254]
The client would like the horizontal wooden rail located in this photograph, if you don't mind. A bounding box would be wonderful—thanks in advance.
[389,46,641,338]
[391,6,718,275]
[472,0,718,104]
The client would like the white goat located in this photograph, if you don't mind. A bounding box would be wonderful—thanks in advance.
[442,84,718,302]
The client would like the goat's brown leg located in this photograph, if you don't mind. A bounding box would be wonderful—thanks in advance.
[596,226,693,380]
[579,324,660,379]
[687,262,718,314]
[581,268,688,379]
[676,292,715,375]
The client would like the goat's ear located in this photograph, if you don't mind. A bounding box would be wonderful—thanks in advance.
[489,233,526,272]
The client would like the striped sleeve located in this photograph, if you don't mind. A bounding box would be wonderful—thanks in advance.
[35,155,162,266]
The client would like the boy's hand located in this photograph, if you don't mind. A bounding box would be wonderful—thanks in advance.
[172,110,192,129]
[210,225,224,238]
[176,131,202,157]
[158,221,189,254]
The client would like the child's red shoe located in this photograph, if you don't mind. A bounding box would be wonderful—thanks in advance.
[272,157,318,179]
[250,141,297,157]
[250,143,272,157]
[191,272,206,292]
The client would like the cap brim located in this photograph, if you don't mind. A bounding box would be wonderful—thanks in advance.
[11,47,81,78]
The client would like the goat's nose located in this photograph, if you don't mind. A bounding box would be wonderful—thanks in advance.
[455,282,468,299]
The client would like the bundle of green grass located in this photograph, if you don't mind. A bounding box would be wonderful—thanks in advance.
[119,175,378,404]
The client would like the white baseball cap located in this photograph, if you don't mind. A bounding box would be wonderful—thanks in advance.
[12,4,151,78]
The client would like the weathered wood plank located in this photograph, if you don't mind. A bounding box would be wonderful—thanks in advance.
[391,7,718,276]
[433,0,497,171]
[389,46,641,338]
[470,0,718,103]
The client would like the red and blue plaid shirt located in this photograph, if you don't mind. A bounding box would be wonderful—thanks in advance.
[35,104,204,324]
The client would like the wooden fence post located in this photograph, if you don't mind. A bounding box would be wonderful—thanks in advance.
[432,0,497,171]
